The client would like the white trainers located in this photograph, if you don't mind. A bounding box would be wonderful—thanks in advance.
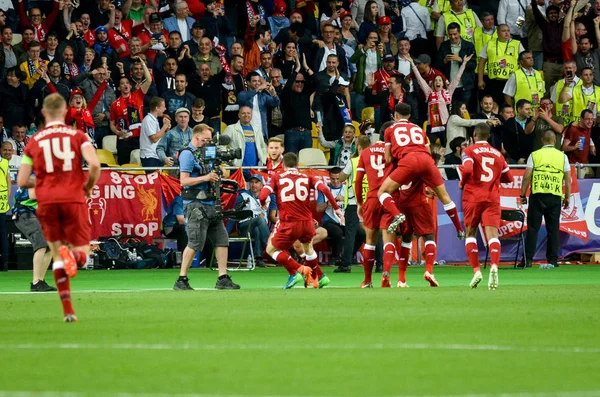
[397,281,409,288]
[469,270,483,288]
[488,265,498,290]
[423,271,439,287]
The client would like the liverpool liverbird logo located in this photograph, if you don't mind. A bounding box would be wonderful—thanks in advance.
[560,194,579,221]
[137,186,158,221]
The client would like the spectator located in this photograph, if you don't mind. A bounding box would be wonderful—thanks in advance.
[472,12,497,76]
[351,0,385,28]
[503,50,545,109]
[0,27,19,79]
[162,195,187,252]
[235,174,277,268]
[267,67,284,138]
[158,107,193,166]
[253,51,273,82]
[184,21,206,56]
[313,23,348,78]
[189,98,206,128]
[497,0,528,43]
[279,54,314,154]
[435,23,477,106]
[89,0,113,28]
[501,98,534,164]
[1,140,20,168]
[155,56,178,96]
[401,0,431,52]
[528,98,564,151]
[19,41,47,89]
[17,0,61,47]
[531,2,564,91]
[265,136,284,175]
[159,31,195,75]
[71,11,96,48]
[526,0,545,70]
[13,26,34,63]
[446,100,493,152]
[275,40,300,80]
[187,63,223,133]
[107,7,134,59]
[316,167,346,268]
[164,73,196,117]
[221,54,246,126]
[472,95,503,150]
[32,60,71,106]
[320,0,345,31]
[574,31,600,86]
[238,72,280,139]
[199,0,234,47]
[80,48,96,74]
[267,0,289,51]
[559,67,600,122]
[243,16,272,76]
[318,124,356,167]
[340,11,358,51]
[0,67,30,131]
[0,115,7,141]
[222,105,267,168]
[139,13,168,63]
[109,62,153,165]
[436,0,481,49]
[192,36,222,76]
[162,1,195,41]
[357,0,380,45]
[124,0,146,21]
[333,25,357,82]
[377,16,398,57]
[93,26,118,68]
[58,45,82,81]
[550,61,581,126]
[366,72,417,126]
[140,96,171,168]
[478,24,524,107]
[350,30,382,119]
[133,6,157,37]
[444,136,467,180]
[7,124,28,156]
[274,10,305,45]
[562,109,597,178]
[125,59,159,112]
[40,32,59,62]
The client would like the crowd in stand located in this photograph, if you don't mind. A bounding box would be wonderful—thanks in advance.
[1,0,600,268]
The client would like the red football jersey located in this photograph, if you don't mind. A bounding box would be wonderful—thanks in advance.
[384,119,429,160]
[461,142,510,203]
[109,89,145,138]
[356,142,394,199]
[398,179,427,207]
[23,122,92,205]
[265,169,323,222]
[108,21,133,58]
[266,156,284,176]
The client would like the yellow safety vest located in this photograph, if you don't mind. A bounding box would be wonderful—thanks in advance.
[514,68,545,109]
[571,84,600,122]
[0,158,9,214]
[555,78,583,126]
[344,156,368,207]
[486,38,520,80]
[531,146,566,198]
[473,27,497,74]
[442,9,477,42]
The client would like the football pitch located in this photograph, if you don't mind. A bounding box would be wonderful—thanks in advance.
[1,265,599,397]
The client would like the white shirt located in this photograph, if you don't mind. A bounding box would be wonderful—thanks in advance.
[502,67,538,96]
[251,95,262,135]
[401,3,431,40]
[497,0,529,37]
[364,49,378,87]
[550,76,581,103]
[0,0,14,9]
[320,13,341,28]
[140,113,161,159]
[177,18,190,41]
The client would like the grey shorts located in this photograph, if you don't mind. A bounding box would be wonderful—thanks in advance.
[184,201,229,251]
[14,212,48,252]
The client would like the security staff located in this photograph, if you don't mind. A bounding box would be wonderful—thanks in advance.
[12,186,56,291]
[173,123,240,290]
[0,155,9,272]
[503,50,545,109]
[519,130,572,269]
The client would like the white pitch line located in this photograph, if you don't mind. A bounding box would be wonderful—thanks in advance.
[0,390,599,397]
[0,342,598,355]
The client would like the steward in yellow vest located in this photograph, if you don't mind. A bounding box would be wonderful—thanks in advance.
[435,0,480,48]
[502,51,545,109]
[557,67,600,123]
[473,17,497,74]
[554,64,582,126]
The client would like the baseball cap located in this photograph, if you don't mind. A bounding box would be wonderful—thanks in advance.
[192,21,204,29]
[340,11,352,20]
[149,12,161,24]
[383,54,395,63]
[378,16,391,25]
[290,9,303,18]
[248,174,264,184]
[70,88,83,100]
[175,108,190,116]
[338,76,350,86]
[414,54,432,65]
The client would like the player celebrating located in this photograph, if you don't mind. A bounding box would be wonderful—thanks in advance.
[355,133,397,288]
[459,123,512,290]
[17,93,101,322]
[259,153,343,289]
[378,103,465,238]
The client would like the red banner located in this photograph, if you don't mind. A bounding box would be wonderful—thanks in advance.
[498,167,588,242]
[87,171,163,241]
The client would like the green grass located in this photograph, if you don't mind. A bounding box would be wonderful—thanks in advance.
[1,266,599,397]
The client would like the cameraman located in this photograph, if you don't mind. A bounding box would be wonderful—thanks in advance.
[173,124,240,290]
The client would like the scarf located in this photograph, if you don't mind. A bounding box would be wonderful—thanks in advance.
[63,62,80,79]
[27,59,38,78]
[388,91,404,119]
[246,1,265,25]
[214,42,231,74]
[428,90,452,132]
[337,94,352,125]
[33,24,46,43]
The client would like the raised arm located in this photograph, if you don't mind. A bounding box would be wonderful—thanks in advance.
[140,61,152,94]
[563,5,575,42]
[315,179,340,211]
[410,59,432,97]
[87,81,108,112]
[317,125,337,148]
[448,54,473,96]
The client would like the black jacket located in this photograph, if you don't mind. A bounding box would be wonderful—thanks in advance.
[434,39,477,91]
[312,44,349,79]
[501,116,534,162]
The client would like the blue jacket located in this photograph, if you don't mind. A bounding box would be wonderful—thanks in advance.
[162,16,196,36]
[237,90,280,139]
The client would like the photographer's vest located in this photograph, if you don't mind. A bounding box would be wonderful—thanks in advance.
[486,38,520,80]
[554,78,582,126]
[442,9,477,42]
[344,157,368,207]
[572,84,600,122]
[531,146,566,198]
[473,27,497,74]
[0,159,9,214]
[514,68,545,109]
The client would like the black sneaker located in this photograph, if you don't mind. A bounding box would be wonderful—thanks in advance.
[255,258,267,268]
[333,265,351,273]
[30,280,57,292]
[215,274,240,289]
[517,260,532,268]
[173,277,194,290]
[374,263,383,273]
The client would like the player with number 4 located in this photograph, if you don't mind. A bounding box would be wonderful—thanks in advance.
[259,153,344,289]
[17,94,101,322]
[459,123,512,290]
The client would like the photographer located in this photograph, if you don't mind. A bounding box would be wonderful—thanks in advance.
[173,123,240,290]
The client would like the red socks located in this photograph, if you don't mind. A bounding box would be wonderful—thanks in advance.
[72,251,88,267]
[379,193,401,218]
[443,201,464,233]
[272,250,301,275]
[305,253,323,280]
[383,242,397,274]
[398,242,411,283]
[488,238,501,266]
[424,240,437,274]
[465,237,480,273]
[362,244,376,283]
[53,264,75,317]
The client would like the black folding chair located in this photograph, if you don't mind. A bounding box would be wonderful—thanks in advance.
[209,209,256,271]
[483,209,526,269]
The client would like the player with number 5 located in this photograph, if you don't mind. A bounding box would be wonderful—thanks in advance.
[259,153,344,289]
[17,93,101,322]
[458,123,512,290]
